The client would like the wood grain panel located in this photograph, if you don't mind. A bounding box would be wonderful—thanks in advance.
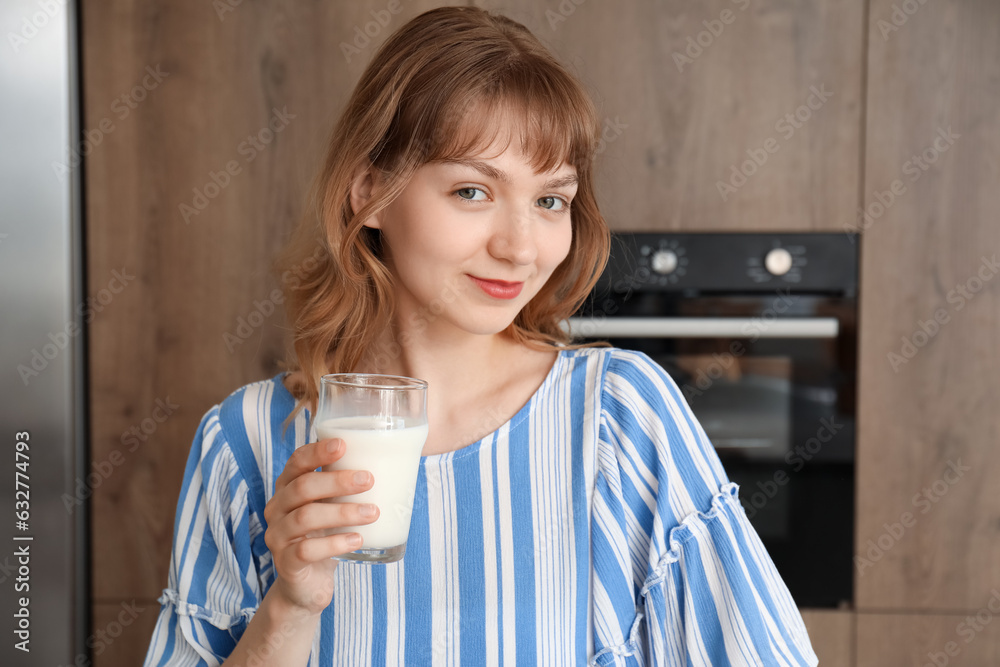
[800,609,854,667]
[855,0,1000,610]
[91,599,160,667]
[475,0,863,231]
[83,0,463,602]
[857,610,1000,666]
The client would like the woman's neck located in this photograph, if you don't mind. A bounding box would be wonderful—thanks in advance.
[359,320,513,388]
[356,321,557,455]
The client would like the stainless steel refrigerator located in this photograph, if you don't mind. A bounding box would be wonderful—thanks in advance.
[0,0,88,663]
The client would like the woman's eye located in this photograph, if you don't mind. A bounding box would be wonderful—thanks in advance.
[454,187,487,201]
[538,196,568,212]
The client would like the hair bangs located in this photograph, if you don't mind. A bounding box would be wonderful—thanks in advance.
[422,67,598,175]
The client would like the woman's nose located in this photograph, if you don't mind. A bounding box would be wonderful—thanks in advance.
[487,214,537,265]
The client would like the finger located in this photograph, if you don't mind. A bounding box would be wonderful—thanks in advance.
[275,438,345,493]
[267,468,375,522]
[277,532,365,572]
[266,501,380,551]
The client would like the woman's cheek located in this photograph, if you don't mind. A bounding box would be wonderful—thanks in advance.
[548,221,573,267]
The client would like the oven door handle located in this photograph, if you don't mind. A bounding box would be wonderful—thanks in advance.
[562,316,839,338]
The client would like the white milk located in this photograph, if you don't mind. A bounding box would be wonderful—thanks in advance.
[315,416,428,548]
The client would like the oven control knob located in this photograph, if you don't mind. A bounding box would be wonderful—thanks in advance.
[651,250,678,275]
[764,248,793,276]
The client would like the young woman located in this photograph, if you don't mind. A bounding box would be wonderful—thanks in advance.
[144,7,817,666]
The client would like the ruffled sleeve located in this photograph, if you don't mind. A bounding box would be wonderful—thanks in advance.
[590,350,817,666]
[143,405,264,666]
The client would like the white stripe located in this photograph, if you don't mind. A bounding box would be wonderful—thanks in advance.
[333,563,373,663]
[444,456,460,666]
[529,397,549,662]
[478,436,501,667]
[583,351,601,660]
[242,386,266,484]
[385,561,405,666]
[427,457,461,665]
[494,424,517,665]
[258,382,274,503]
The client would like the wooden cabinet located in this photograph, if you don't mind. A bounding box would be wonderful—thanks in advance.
[474,0,864,232]
[801,610,854,667]
[857,612,1000,666]
[855,0,1000,614]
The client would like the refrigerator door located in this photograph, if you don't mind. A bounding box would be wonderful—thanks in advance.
[0,0,88,663]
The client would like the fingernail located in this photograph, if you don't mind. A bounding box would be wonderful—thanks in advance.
[348,533,363,546]
[359,504,377,517]
[326,439,341,454]
[353,471,371,485]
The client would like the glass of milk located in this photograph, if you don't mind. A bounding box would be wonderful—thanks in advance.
[314,373,428,563]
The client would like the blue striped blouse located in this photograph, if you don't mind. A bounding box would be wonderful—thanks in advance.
[143,347,817,666]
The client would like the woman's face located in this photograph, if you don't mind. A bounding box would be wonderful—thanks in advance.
[362,134,577,340]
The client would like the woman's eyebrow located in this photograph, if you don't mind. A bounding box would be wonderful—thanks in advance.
[440,158,578,190]
[441,158,509,184]
[543,173,579,189]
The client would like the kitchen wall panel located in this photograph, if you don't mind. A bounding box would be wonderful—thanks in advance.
[82,1,461,664]
[855,0,1000,613]
[475,0,863,231]
[800,610,854,667]
[857,611,1000,666]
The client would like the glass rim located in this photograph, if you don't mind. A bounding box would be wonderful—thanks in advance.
[320,372,428,390]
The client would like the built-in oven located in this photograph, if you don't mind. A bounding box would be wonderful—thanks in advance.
[567,232,857,609]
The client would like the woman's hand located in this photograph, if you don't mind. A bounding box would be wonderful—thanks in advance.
[263,438,379,616]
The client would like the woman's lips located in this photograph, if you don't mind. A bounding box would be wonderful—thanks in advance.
[468,275,524,299]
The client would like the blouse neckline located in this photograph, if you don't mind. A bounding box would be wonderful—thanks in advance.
[274,348,569,464]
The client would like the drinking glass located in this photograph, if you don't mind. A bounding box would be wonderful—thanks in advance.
[314,373,428,563]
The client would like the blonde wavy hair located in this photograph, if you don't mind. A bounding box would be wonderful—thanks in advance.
[274,6,611,432]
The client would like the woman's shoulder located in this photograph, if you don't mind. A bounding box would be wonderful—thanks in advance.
[203,371,302,458]
[557,345,672,393]
[215,371,297,420]
[192,372,302,508]
[549,345,688,431]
